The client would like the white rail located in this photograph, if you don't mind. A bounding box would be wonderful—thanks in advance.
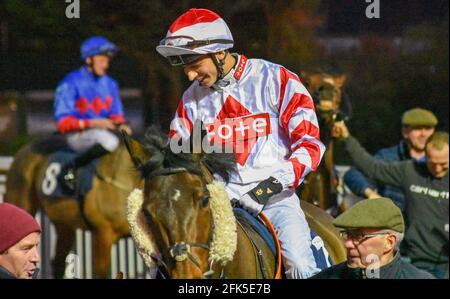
[0,156,148,279]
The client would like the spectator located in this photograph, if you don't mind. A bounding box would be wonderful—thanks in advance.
[344,108,437,212]
[0,203,41,279]
[333,122,449,278]
[310,197,434,279]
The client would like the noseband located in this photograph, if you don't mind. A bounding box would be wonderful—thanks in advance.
[142,166,217,278]
[312,85,350,123]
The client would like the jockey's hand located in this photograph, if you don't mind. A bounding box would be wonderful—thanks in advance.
[89,118,116,130]
[332,121,350,140]
[117,123,132,135]
[239,177,283,216]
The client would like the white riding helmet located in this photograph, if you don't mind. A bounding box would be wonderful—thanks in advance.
[156,8,234,66]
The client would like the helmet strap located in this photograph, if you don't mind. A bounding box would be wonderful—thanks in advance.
[210,51,228,82]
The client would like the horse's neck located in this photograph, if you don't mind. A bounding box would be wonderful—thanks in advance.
[323,140,334,172]
[319,119,333,146]
[97,144,141,188]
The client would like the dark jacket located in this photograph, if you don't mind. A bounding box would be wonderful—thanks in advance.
[0,266,16,279]
[344,140,420,212]
[0,266,40,279]
[310,254,435,279]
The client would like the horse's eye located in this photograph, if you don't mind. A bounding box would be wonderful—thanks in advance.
[200,196,210,208]
[318,86,324,92]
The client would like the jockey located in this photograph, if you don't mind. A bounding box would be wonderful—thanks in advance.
[54,36,132,194]
[157,8,326,278]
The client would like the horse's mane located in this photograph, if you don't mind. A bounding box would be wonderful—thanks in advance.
[139,126,237,183]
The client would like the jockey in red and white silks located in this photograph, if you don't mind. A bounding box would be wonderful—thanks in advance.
[158,8,326,278]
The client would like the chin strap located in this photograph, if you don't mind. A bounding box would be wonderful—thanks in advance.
[210,51,228,82]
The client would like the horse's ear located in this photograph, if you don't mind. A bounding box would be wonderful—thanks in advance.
[333,74,347,88]
[121,130,151,169]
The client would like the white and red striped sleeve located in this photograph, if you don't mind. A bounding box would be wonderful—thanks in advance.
[274,66,326,189]
[168,96,194,140]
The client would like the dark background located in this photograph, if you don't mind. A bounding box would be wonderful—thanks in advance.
[0,0,448,161]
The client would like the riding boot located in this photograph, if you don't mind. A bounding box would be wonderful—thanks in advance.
[60,144,110,194]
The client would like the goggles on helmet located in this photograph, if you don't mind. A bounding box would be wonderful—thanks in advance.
[166,54,205,66]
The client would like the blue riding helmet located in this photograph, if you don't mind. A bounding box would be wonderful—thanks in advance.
[80,36,119,60]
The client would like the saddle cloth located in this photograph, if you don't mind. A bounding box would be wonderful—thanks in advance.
[38,149,99,200]
[234,208,333,272]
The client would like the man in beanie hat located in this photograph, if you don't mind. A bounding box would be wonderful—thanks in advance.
[333,122,449,278]
[0,203,41,279]
[311,198,434,279]
[344,107,437,212]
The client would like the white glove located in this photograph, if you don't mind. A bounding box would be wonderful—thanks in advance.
[239,193,264,216]
[238,176,283,216]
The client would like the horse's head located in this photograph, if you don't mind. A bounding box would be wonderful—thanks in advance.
[302,73,349,142]
[123,127,237,278]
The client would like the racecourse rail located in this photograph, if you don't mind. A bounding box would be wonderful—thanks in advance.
[0,156,149,279]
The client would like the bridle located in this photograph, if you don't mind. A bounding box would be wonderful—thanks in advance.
[311,83,350,124]
[141,165,219,279]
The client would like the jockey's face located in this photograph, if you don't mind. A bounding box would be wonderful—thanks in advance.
[0,232,40,279]
[183,53,225,88]
[343,228,396,270]
[402,125,435,153]
[86,54,111,76]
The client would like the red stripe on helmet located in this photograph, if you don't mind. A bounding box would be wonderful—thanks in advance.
[169,8,221,33]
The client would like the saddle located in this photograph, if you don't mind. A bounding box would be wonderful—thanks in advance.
[38,149,99,200]
[234,208,333,279]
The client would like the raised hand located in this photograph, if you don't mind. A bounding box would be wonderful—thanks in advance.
[332,121,350,139]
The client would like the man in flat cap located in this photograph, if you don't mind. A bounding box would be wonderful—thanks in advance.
[333,122,449,278]
[311,198,434,279]
[0,203,41,279]
[344,108,437,212]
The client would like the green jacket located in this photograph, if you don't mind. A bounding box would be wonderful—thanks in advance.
[344,136,449,267]
[310,254,435,279]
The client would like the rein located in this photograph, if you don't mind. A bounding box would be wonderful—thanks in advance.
[143,163,218,278]
[311,81,351,124]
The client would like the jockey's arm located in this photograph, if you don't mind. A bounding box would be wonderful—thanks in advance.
[240,68,326,215]
[108,79,130,133]
[270,68,326,190]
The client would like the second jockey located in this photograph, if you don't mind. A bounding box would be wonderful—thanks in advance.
[157,8,326,278]
[54,36,132,194]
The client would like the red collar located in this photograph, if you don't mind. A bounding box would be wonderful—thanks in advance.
[233,54,248,81]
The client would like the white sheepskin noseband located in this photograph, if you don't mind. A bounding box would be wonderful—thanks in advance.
[126,181,237,269]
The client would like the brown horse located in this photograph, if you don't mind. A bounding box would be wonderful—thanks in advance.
[299,73,348,215]
[123,128,346,279]
[4,135,141,278]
